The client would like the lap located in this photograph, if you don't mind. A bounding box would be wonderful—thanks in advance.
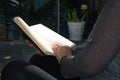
[29,54,65,79]
[1,54,79,80]
[29,54,80,80]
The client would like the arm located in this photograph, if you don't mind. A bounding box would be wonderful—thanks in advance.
[53,0,120,79]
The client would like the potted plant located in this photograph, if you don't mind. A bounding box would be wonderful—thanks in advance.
[66,4,88,41]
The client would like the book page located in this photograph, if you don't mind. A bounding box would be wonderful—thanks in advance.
[30,24,76,55]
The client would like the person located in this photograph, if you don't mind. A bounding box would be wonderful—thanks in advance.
[1,0,120,80]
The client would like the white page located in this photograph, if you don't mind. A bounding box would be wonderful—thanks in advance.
[30,24,76,54]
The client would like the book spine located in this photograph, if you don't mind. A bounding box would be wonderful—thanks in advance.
[13,17,54,55]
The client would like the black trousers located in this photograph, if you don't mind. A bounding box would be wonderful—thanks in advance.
[1,54,79,80]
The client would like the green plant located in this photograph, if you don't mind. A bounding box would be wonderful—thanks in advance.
[66,8,79,22]
[66,4,88,22]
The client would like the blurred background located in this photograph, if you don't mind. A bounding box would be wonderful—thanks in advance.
[0,0,107,74]
[0,0,107,41]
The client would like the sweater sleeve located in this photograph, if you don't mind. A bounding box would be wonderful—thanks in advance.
[60,0,120,79]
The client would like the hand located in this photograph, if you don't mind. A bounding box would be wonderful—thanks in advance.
[25,39,44,55]
[52,43,72,63]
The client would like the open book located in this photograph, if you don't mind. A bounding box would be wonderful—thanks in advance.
[13,17,76,55]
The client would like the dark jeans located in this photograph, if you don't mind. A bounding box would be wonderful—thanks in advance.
[1,54,79,80]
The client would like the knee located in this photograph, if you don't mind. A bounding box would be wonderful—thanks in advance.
[1,60,28,80]
[2,60,28,71]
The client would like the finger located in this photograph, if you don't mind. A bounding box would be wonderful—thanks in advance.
[52,43,60,50]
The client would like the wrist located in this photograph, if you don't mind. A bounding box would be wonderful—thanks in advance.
[56,55,64,63]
